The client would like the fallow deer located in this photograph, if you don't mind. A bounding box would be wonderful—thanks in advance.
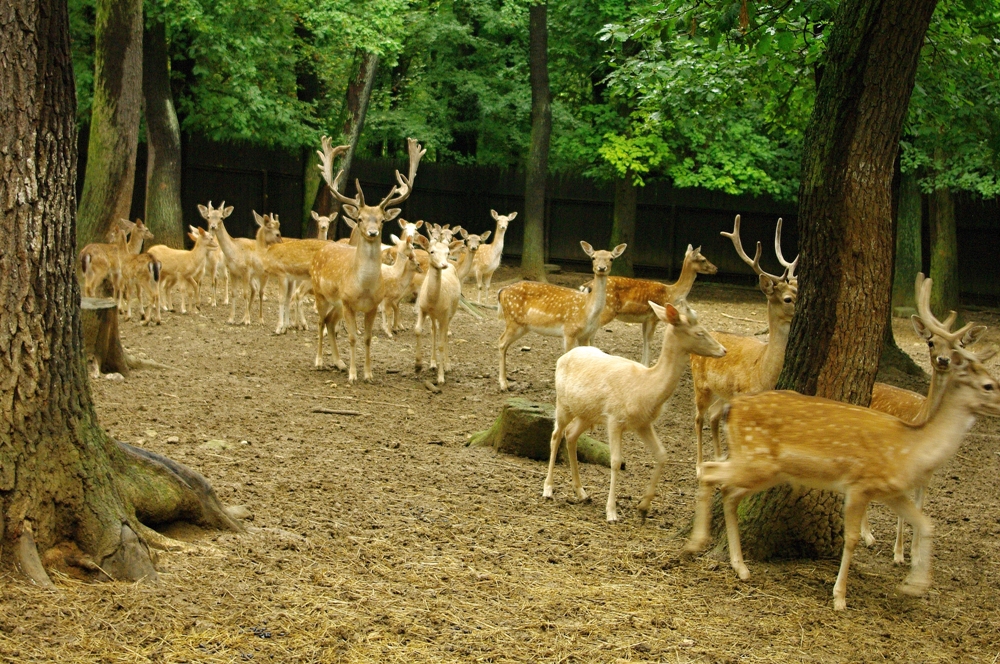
[310,136,425,382]
[473,210,516,303]
[415,239,465,384]
[120,253,162,325]
[79,218,143,300]
[689,215,798,469]
[545,301,726,522]
[148,226,217,314]
[496,241,626,391]
[380,234,423,337]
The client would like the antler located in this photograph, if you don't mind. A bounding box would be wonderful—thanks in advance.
[721,215,784,282]
[774,218,799,281]
[915,272,975,343]
[380,138,426,209]
[316,136,356,207]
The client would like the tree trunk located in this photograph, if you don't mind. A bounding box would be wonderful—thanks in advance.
[338,51,379,192]
[891,173,922,313]
[143,19,184,249]
[1,0,241,586]
[520,2,551,282]
[929,185,959,317]
[302,147,323,237]
[609,176,637,277]
[76,0,144,248]
[734,0,938,560]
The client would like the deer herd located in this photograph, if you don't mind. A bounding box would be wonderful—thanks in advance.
[76,137,998,613]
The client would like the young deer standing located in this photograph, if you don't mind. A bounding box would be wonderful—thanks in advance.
[264,236,332,334]
[582,244,718,366]
[201,203,282,324]
[414,239,465,384]
[546,301,726,522]
[453,229,487,285]
[148,226,216,314]
[120,253,162,325]
[311,136,424,382]
[497,242,626,391]
[689,215,798,468]
[684,295,1000,610]
[380,234,423,337]
[473,210,516,303]
[79,218,142,299]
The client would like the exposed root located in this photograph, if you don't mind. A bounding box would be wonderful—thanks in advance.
[15,523,55,589]
[101,524,158,582]
[125,352,176,371]
[133,521,192,552]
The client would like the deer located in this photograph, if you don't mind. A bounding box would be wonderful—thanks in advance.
[545,301,726,522]
[689,215,798,470]
[684,281,1000,611]
[273,211,340,331]
[414,239,465,384]
[862,273,989,561]
[264,235,332,335]
[580,244,718,366]
[200,202,282,325]
[496,241,626,391]
[380,234,423,337]
[473,210,516,303]
[147,226,217,315]
[310,136,425,382]
[205,238,229,307]
[453,228,487,285]
[120,252,162,325]
[79,218,145,300]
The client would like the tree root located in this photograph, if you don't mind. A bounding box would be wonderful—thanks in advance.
[133,521,192,552]
[101,524,158,582]
[15,523,55,588]
[124,352,176,372]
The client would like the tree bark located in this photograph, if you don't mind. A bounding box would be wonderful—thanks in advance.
[1,0,240,586]
[609,176,637,277]
[302,147,323,237]
[520,2,551,282]
[891,173,922,313]
[76,0,144,248]
[735,0,938,560]
[929,185,959,317]
[143,19,184,249]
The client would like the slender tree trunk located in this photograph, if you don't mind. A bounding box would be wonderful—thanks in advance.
[730,0,938,560]
[929,185,959,317]
[609,175,637,277]
[302,148,322,237]
[1,0,240,586]
[76,0,144,248]
[143,19,184,249]
[521,1,551,282]
[339,51,379,190]
[891,173,922,312]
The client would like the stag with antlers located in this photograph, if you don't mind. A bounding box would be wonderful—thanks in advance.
[310,136,425,382]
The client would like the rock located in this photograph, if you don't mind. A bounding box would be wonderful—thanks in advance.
[165,436,180,444]
[104,372,125,381]
[199,439,232,451]
[145,429,157,438]
[467,398,618,468]
[225,505,253,521]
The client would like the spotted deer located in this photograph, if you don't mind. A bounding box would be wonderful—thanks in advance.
[545,301,726,522]
[689,215,798,469]
[473,210,516,303]
[496,241,626,391]
[310,136,425,382]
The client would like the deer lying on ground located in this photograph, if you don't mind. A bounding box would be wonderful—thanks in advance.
[497,241,626,391]
[120,253,162,325]
[689,215,798,469]
[474,210,516,303]
[311,136,425,381]
[148,226,216,315]
[546,301,726,522]
[684,280,1000,611]
[415,239,465,384]
[79,218,144,299]
[200,203,282,324]
[863,273,989,560]
[580,244,718,366]
[380,234,423,337]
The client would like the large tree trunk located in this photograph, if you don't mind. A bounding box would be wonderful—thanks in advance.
[76,0,144,248]
[929,185,959,317]
[733,0,938,560]
[143,18,184,249]
[520,2,551,282]
[609,176,637,277]
[891,173,922,313]
[1,0,241,587]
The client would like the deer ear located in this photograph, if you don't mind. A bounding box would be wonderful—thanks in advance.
[507,211,517,221]
[759,273,776,295]
[695,245,702,253]
[687,244,694,253]
[343,218,357,230]
[398,218,408,230]
[414,220,424,228]
[611,244,627,259]
[223,206,234,218]
[390,234,401,244]
[413,235,429,249]
[384,207,403,221]
[911,315,932,341]
[450,240,464,252]
[342,205,359,219]
[198,204,210,219]
[580,241,595,257]
[253,211,264,226]
[491,209,500,220]
[964,325,988,347]
[187,232,197,242]
[480,230,491,242]
[189,225,199,235]
[459,228,469,239]
[311,210,321,221]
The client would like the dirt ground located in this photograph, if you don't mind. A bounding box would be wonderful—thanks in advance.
[3,265,1000,663]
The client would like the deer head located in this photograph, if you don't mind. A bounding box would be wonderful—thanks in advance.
[490,209,517,234]
[650,300,727,358]
[580,241,627,275]
[723,215,797,321]
[317,136,425,245]
[915,272,989,372]
[131,218,154,244]
[198,201,235,233]
[310,210,336,240]
[684,244,718,275]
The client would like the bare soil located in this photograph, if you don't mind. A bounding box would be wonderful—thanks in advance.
[3,266,1000,663]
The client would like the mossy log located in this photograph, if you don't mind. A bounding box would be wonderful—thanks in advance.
[81,296,129,376]
[467,398,619,469]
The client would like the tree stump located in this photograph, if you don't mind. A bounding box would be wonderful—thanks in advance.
[81,297,129,376]
[467,398,618,469]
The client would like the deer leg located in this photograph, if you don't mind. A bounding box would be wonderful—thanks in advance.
[684,464,723,554]
[635,424,667,523]
[380,302,393,338]
[437,318,451,384]
[497,324,527,391]
[901,486,927,567]
[605,417,624,523]
[414,308,425,372]
[543,412,566,500]
[860,509,876,548]
[641,318,657,366]
[484,273,495,303]
[475,271,484,304]
[562,417,590,502]
[721,485,752,580]
[832,492,869,611]
[328,305,346,371]
[223,268,231,305]
[258,274,269,324]
[708,399,726,461]
[362,309,377,382]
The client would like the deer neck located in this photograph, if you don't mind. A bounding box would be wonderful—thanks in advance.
[351,237,384,288]
[491,225,507,253]
[126,230,145,254]
[914,366,950,424]
[212,222,241,262]
[907,379,978,477]
[255,226,272,253]
[670,257,699,299]
[644,326,691,404]
[424,264,444,300]
[759,304,791,386]
[581,272,610,338]
[317,227,329,241]
[455,248,473,280]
